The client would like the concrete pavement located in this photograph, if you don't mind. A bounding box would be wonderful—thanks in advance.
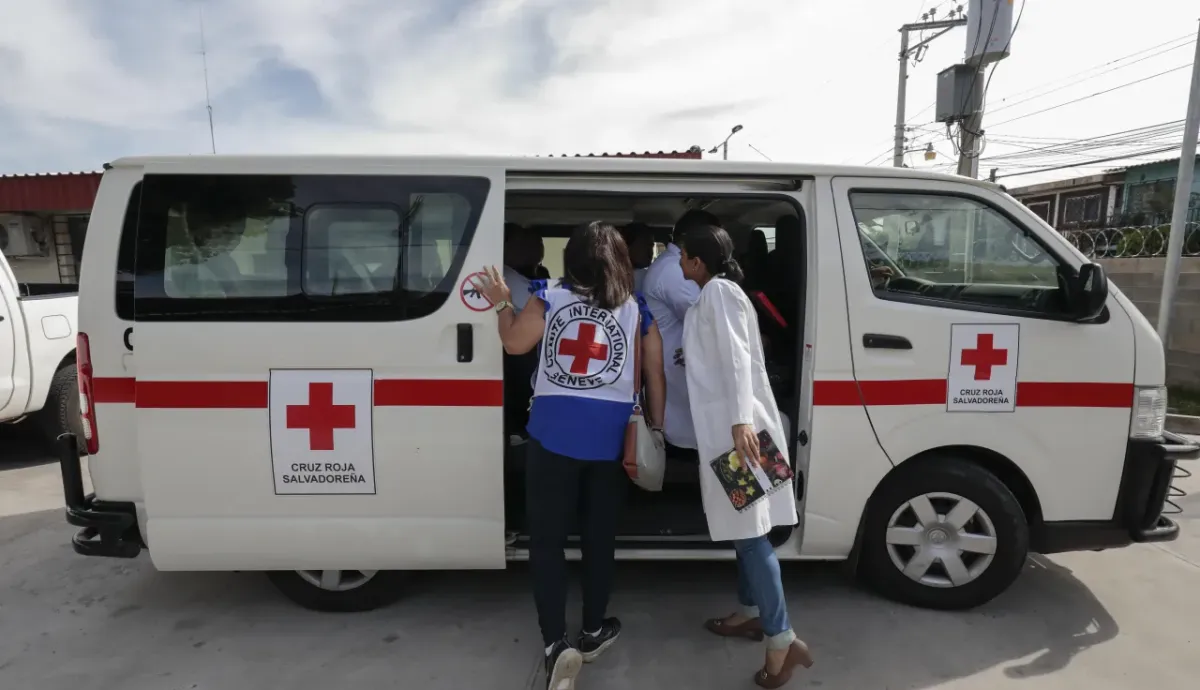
[1,425,1198,690]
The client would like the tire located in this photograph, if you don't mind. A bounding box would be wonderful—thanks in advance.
[858,457,1029,610]
[36,363,85,451]
[266,570,407,612]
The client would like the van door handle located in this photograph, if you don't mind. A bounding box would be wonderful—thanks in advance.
[457,323,474,363]
[863,333,912,350]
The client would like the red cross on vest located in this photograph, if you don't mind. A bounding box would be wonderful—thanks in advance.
[286,382,356,450]
[557,323,609,374]
[960,333,1008,381]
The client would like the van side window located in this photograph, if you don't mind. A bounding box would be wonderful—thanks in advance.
[131,174,489,321]
[849,192,1068,317]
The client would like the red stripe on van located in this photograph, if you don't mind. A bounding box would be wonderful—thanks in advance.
[374,379,504,407]
[93,377,136,403]
[136,381,269,409]
[1016,382,1133,408]
[811,380,863,406]
[89,377,503,408]
[92,377,1130,409]
[812,379,1133,408]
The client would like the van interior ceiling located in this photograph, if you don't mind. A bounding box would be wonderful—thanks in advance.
[501,192,807,546]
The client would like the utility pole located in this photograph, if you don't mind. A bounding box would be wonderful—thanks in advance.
[954,0,1014,178]
[1156,20,1200,343]
[893,16,969,167]
[955,67,987,178]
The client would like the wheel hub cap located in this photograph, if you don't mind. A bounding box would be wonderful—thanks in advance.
[884,491,999,588]
[296,569,378,592]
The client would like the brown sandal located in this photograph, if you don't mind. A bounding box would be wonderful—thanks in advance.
[753,639,814,688]
[703,616,764,641]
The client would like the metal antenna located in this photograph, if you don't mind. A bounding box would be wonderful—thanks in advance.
[198,0,216,153]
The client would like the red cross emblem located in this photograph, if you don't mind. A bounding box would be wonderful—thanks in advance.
[286,382,356,451]
[960,333,1008,381]
[557,323,609,374]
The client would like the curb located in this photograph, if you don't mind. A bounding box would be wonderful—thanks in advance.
[1166,413,1200,435]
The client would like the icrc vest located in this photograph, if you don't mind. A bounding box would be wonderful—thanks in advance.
[532,284,640,404]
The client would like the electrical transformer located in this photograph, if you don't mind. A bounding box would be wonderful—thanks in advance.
[965,0,1014,66]
[935,64,981,123]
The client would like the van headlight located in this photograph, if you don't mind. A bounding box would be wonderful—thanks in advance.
[1130,386,1167,440]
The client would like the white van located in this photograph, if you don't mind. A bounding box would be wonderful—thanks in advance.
[62,155,1195,613]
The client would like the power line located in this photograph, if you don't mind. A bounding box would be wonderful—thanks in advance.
[990,63,1193,128]
[993,145,1180,180]
[990,32,1195,108]
[980,120,1186,162]
[988,39,1195,116]
[906,31,1197,126]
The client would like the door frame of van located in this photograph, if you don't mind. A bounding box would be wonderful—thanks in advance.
[504,171,816,558]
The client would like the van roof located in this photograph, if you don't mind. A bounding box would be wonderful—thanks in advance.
[105,154,1002,191]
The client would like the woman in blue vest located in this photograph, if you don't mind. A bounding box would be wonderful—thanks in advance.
[473,221,666,690]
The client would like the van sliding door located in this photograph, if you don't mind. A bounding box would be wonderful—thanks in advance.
[130,161,507,571]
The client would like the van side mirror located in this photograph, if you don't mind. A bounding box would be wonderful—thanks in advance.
[1069,263,1108,322]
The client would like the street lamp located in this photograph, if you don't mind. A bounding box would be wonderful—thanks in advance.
[708,124,744,160]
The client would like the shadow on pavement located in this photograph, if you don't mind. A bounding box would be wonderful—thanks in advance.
[0,422,55,471]
[0,508,1119,690]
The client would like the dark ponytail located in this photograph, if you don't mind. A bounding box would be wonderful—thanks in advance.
[719,256,745,283]
[679,224,743,284]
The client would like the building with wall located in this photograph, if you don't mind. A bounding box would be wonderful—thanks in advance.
[1119,154,1200,225]
[1008,171,1125,229]
[0,171,101,284]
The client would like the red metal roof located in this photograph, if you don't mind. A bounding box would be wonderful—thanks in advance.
[550,149,703,160]
[0,171,102,213]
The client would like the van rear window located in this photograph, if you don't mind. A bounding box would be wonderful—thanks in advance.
[119,174,489,321]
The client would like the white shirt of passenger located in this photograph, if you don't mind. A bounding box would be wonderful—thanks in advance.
[641,243,701,449]
[633,267,648,294]
[504,265,533,312]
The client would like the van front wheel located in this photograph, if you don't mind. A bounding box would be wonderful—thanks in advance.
[267,570,407,612]
[859,459,1029,610]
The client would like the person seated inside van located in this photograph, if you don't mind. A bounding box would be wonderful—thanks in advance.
[503,223,551,313]
[503,223,550,443]
[765,214,802,325]
[620,222,655,293]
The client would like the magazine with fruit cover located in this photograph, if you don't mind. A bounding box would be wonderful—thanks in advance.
[708,429,795,513]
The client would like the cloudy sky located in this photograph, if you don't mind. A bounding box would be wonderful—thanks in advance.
[0,0,1197,185]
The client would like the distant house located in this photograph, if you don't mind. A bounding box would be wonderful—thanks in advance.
[1008,171,1125,229]
[1118,154,1200,225]
[0,171,101,284]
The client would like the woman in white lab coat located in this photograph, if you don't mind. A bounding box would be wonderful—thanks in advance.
[678,224,813,689]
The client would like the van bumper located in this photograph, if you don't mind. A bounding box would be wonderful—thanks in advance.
[1034,431,1197,554]
[57,435,144,559]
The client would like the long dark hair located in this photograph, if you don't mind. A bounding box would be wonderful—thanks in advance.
[679,224,744,283]
[562,221,634,310]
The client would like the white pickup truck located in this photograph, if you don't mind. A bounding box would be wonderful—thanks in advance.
[1,251,83,446]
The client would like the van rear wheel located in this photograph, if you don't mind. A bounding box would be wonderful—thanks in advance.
[267,570,407,612]
[859,458,1028,610]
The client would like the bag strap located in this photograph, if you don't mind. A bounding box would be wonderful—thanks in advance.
[632,312,644,413]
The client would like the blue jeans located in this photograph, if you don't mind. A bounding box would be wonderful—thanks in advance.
[734,535,796,650]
